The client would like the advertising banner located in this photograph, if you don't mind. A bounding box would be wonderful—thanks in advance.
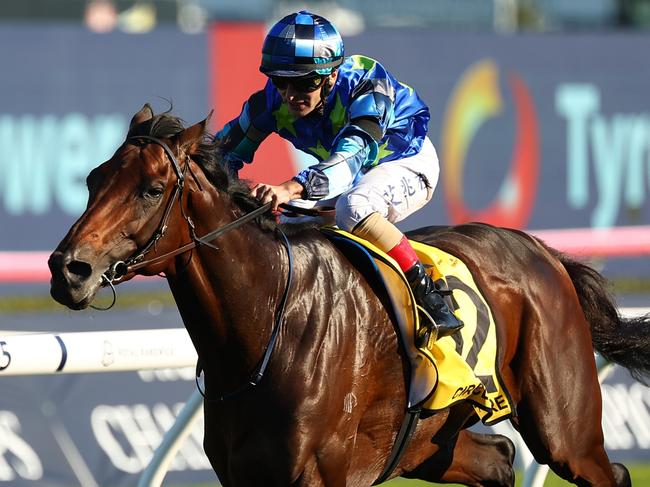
[0,25,208,252]
[0,301,217,486]
[3,27,650,251]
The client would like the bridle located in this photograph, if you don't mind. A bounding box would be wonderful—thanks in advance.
[101,135,187,282]
[103,135,274,283]
[100,134,293,401]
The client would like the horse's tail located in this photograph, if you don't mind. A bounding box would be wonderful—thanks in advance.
[550,248,650,384]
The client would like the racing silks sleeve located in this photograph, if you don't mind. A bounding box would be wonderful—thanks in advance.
[293,68,396,200]
[214,90,273,178]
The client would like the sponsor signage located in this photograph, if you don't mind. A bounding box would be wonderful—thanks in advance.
[2,28,650,250]
[0,25,208,251]
[0,367,216,486]
[0,305,217,486]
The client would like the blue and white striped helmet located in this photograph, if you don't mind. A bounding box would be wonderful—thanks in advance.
[260,11,345,77]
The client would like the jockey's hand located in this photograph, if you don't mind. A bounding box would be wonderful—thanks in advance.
[250,180,305,211]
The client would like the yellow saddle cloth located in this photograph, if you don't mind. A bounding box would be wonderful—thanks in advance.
[322,227,513,425]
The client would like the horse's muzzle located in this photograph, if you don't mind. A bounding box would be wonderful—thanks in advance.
[48,249,102,309]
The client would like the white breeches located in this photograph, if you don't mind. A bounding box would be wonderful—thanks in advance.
[286,137,439,231]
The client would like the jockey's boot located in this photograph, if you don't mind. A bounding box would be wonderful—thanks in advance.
[405,261,463,345]
[351,212,463,345]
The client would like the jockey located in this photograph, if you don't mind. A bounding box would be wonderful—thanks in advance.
[216,10,463,340]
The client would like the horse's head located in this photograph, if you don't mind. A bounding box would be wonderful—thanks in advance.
[49,104,213,309]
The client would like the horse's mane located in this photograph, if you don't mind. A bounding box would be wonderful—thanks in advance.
[133,110,279,231]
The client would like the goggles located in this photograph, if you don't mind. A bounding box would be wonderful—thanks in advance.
[270,75,327,93]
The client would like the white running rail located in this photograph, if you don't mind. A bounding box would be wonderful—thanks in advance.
[0,328,196,376]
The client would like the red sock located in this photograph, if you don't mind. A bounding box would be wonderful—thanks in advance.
[387,236,418,272]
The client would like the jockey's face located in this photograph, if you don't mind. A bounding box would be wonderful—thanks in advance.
[272,71,338,118]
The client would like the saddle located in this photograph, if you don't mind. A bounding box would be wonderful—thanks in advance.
[321,227,513,423]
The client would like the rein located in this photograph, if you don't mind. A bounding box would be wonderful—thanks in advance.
[196,227,294,403]
[112,200,273,278]
[105,136,273,282]
[103,135,294,402]
[279,203,336,219]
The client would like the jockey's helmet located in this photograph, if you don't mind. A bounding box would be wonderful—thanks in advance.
[260,11,345,78]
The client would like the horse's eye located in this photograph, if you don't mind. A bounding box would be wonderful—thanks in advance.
[144,186,165,199]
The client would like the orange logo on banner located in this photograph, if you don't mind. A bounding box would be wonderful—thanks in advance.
[441,59,539,228]
[209,22,296,184]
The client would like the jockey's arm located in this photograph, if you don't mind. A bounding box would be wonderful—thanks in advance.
[252,119,379,209]
[292,79,395,201]
[250,180,306,210]
[292,118,382,201]
[214,90,271,177]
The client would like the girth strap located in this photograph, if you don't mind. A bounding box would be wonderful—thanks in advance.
[373,409,421,484]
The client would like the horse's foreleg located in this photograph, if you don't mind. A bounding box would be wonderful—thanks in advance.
[402,430,515,487]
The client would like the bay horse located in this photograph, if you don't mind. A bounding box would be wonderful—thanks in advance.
[49,105,650,486]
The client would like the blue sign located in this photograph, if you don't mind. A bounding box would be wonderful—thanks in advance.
[0,25,207,251]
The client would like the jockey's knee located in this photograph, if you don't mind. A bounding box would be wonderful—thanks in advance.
[335,191,388,232]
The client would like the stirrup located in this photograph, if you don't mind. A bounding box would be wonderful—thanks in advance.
[415,305,439,349]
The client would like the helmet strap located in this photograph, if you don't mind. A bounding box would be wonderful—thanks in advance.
[316,73,334,116]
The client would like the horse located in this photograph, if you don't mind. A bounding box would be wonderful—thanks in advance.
[49,105,650,486]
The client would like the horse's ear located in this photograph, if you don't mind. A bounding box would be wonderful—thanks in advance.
[127,104,154,135]
[174,110,213,154]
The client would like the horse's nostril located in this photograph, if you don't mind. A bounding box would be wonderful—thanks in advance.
[66,260,93,280]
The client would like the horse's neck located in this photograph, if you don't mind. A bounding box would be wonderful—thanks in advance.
[167,193,288,379]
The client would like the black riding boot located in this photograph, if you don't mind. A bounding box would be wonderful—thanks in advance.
[405,261,463,344]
